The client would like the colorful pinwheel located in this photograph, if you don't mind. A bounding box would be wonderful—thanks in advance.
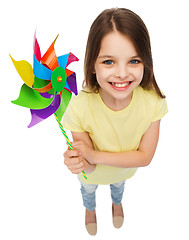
[10,33,78,127]
[10,33,87,179]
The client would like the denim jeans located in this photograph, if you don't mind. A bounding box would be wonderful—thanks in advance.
[80,180,126,211]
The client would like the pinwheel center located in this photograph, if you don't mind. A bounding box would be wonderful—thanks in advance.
[57,76,62,82]
[51,67,67,92]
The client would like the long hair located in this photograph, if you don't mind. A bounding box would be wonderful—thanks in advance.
[83,8,165,98]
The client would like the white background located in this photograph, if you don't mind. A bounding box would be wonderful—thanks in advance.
[1,0,189,239]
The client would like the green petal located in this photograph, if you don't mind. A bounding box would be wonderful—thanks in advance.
[55,89,72,122]
[33,76,55,95]
[12,84,53,109]
[33,76,49,88]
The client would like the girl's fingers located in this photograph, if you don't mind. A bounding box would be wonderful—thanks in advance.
[63,149,84,174]
[66,158,85,174]
[68,161,84,172]
[64,155,82,165]
[64,155,84,169]
[64,149,81,158]
[70,167,85,174]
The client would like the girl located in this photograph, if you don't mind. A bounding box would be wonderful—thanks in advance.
[63,8,168,235]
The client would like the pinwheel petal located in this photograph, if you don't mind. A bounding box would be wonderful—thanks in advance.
[40,92,54,98]
[55,89,72,122]
[33,54,52,80]
[33,76,52,90]
[67,72,78,95]
[64,82,71,92]
[33,32,41,62]
[41,35,59,71]
[33,82,52,93]
[57,53,69,69]
[11,84,53,109]
[10,55,34,88]
[65,68,74,77]
[66,52,79,67]
[28,94,61,128]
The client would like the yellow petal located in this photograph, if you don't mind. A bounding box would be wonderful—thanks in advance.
[10,54,34,88]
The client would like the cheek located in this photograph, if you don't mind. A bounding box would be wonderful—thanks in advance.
[95,68,112,82]
[134,66,144,81]
[139,67,144,79]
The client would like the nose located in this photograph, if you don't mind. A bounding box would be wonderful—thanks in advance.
[115,64,129,80]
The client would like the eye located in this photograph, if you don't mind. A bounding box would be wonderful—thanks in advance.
[130,59,140,64]
[103,60,114,65]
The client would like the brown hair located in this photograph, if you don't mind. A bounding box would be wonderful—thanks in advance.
[83,8,165,98]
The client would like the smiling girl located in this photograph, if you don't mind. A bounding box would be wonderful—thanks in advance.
[63,8,168,235]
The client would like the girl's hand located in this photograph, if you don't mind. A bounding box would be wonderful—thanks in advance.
[63,148,85,174]
[72,140,96,164]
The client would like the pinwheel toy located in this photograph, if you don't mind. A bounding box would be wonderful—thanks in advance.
[10,33,87,179]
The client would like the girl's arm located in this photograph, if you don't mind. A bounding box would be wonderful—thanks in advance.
[72,120,160,168]
[72,131,96,173]
[65,131,96,174]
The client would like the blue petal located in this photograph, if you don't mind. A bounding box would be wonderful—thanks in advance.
[33,54,52,80]
[57,54,69,69]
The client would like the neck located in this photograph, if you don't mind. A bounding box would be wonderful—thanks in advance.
[99,88,133,111]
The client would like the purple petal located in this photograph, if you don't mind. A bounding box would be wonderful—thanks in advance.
[67,73,78,95]
[40,92,54,98]
[28,94,60,127]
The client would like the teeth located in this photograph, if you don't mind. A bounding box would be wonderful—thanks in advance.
[111,82,130,87]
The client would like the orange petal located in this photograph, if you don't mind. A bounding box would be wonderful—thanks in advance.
[65,68,74,77]
[41,35,59,71]
[33,82,52,93]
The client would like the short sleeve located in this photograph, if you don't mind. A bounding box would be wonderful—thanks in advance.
[152,97,168,122]
[62,105,84,132]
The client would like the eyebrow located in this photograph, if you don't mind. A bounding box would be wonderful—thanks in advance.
[131,55,141,59]
[97,55,114,59]
[97,55,141,59]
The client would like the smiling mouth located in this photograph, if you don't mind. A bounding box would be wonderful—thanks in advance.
[108,81,133,90]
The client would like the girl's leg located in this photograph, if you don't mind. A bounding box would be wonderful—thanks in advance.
[80,181,98,235]
[110,180,126,206]
[110,180,125,228]
[80,181,98,211]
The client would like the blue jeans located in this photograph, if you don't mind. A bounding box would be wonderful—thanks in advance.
[80,180,126,211]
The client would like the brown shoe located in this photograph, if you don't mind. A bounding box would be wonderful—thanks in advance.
[112,203,124,228]
[85,223,97,236]
[85,209,97,235]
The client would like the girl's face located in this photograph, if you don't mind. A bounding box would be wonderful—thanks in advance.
[94,31,144,110]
